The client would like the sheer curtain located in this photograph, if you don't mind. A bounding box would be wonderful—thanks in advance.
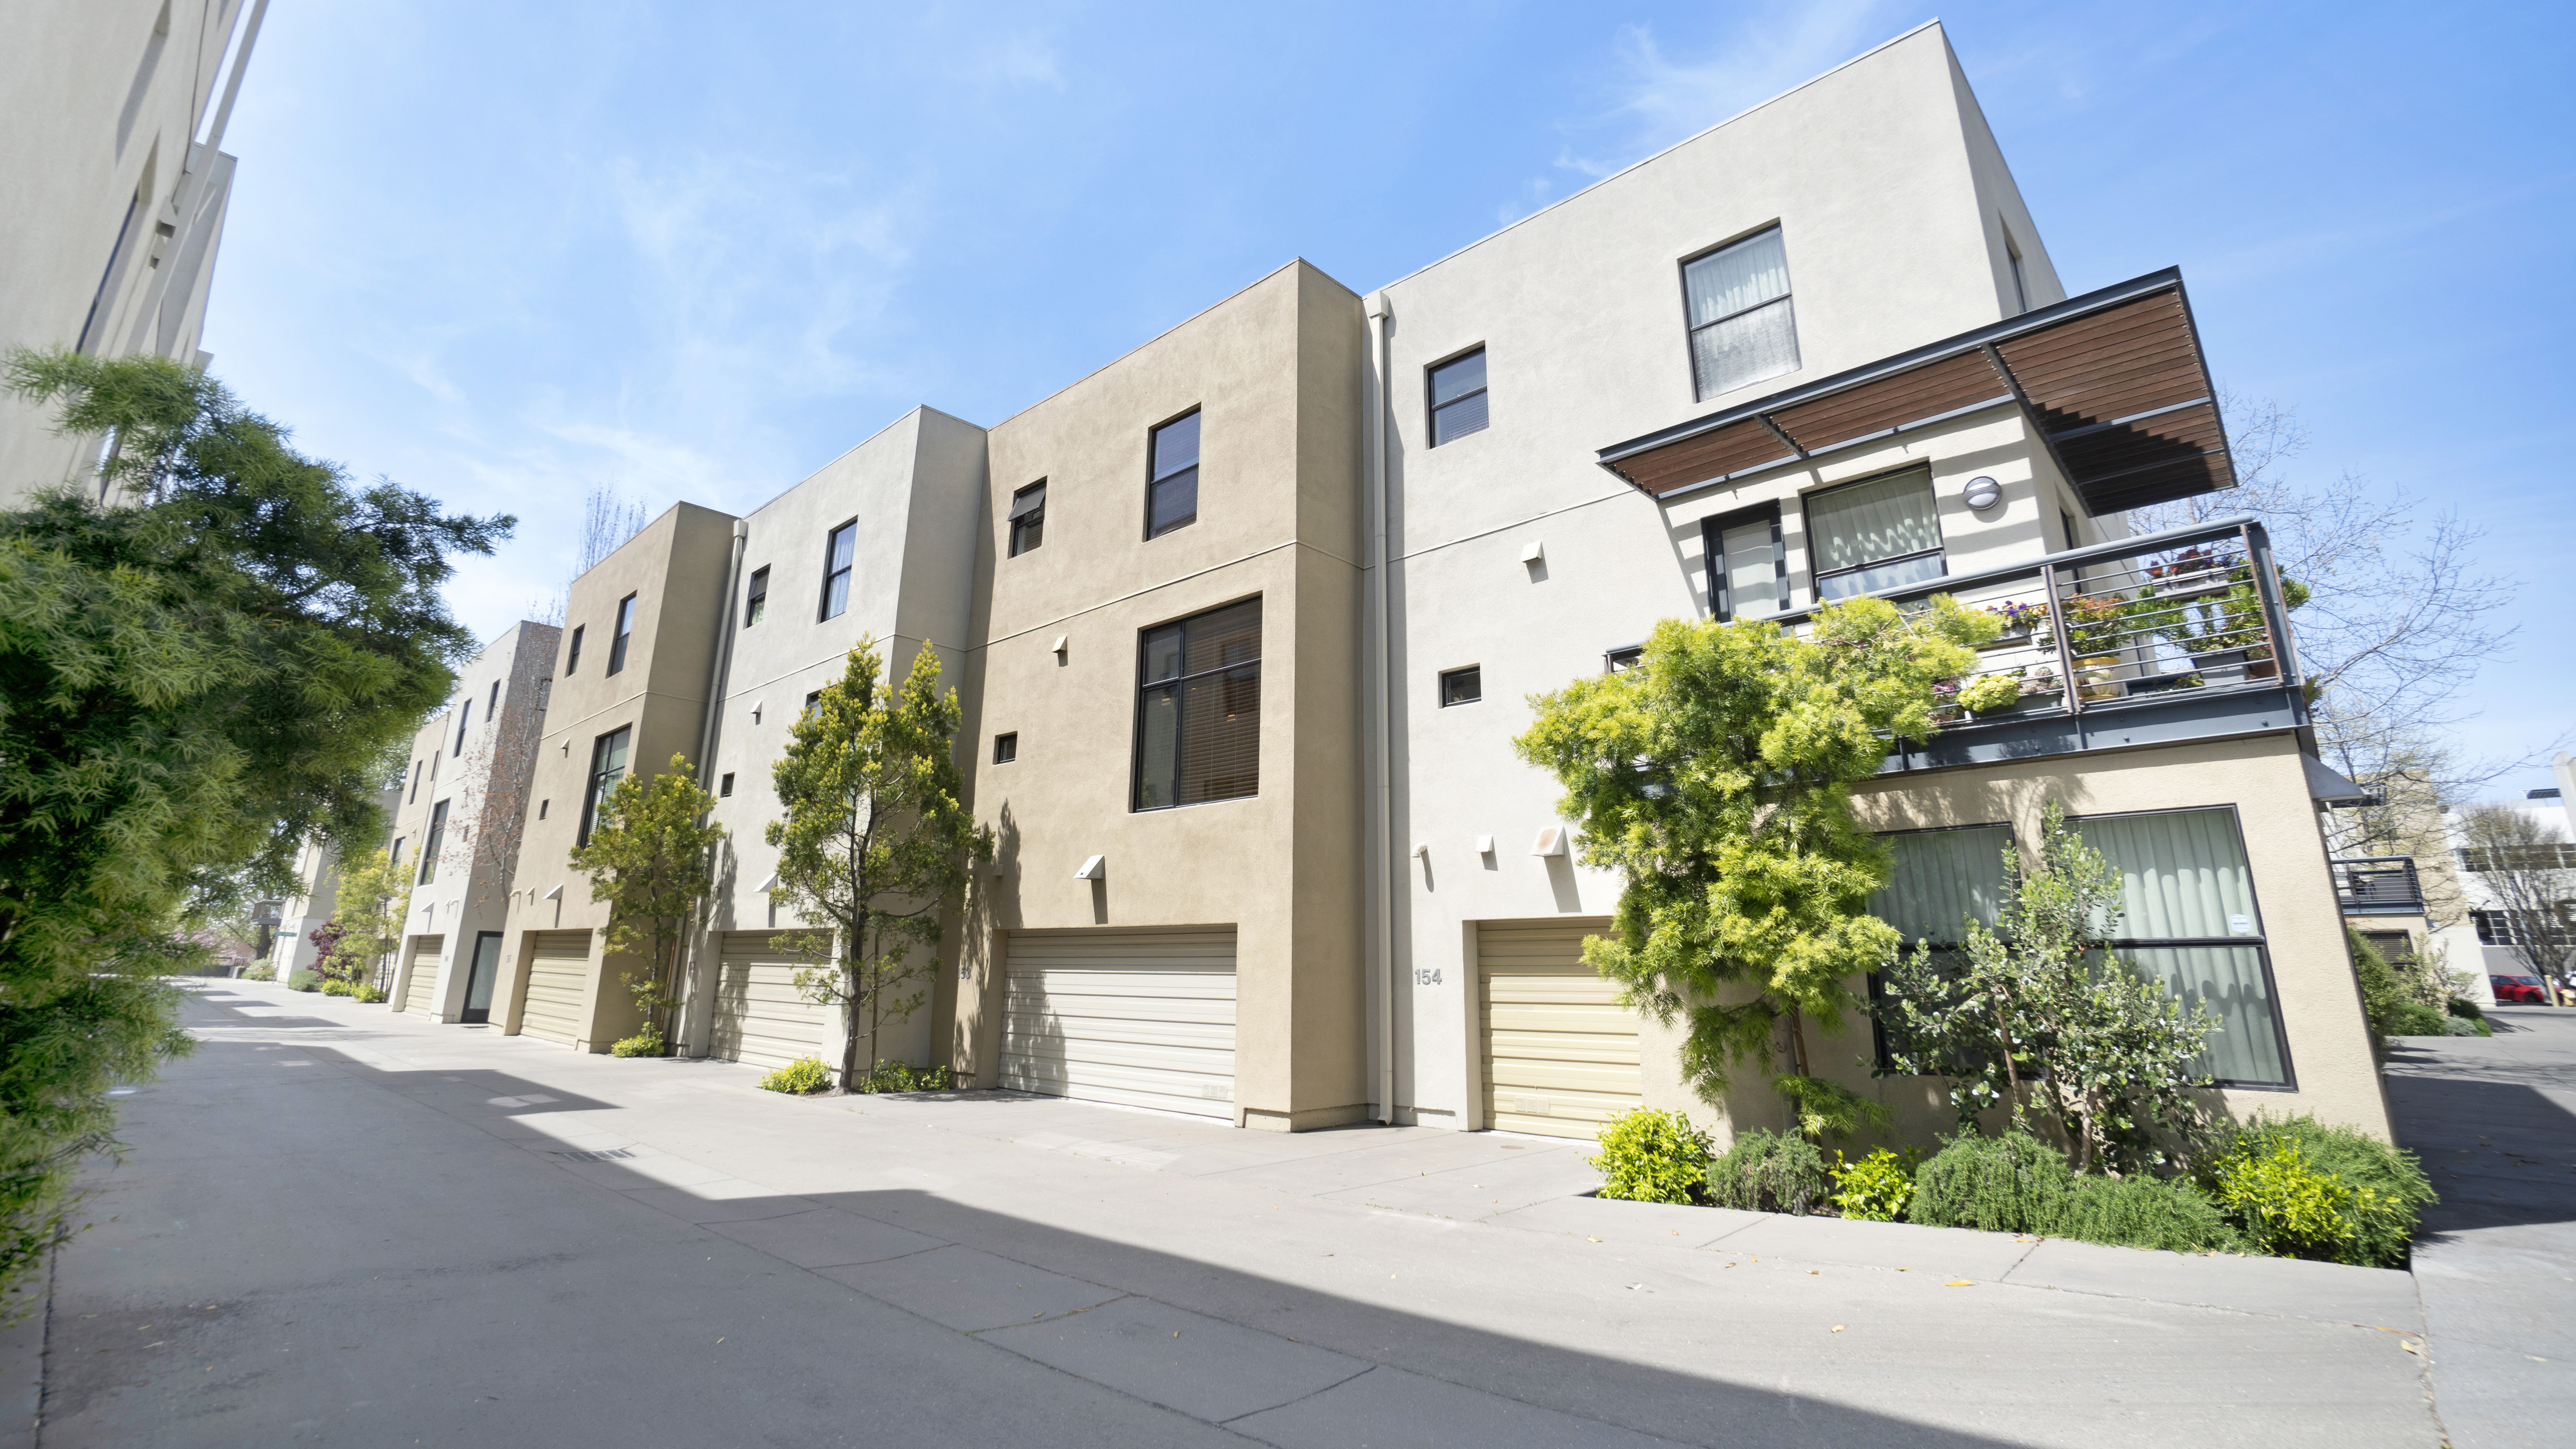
[1686,229,1798,399]
[1870,824,2013,944]
[1719,519,1778,618]
[1807,468,1944,597]
[2077,808,2286,1085]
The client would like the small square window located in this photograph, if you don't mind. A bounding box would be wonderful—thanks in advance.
[803,690,822,717]
[744,567,769,627]
[718,772,735,798]
[1147,411,1200,539]
[1008,482,1046,557]
[993,732,1018,764]
[1605,645,1643,673]
[1428,348,1489,446]
[1439,665,1482,707]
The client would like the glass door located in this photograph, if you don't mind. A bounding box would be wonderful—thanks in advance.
[461,932,503,1024]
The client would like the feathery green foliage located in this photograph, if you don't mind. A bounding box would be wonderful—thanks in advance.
[570,755,724,1047]
[2049,1174,2236,1252]
[1906,1132,2075,1233]
[767,638,988,1088]
[1513,596,1995,1131]
[1703,1128,1833,1215]
[1589,1108,1714,1204]
[0,349,506,1309]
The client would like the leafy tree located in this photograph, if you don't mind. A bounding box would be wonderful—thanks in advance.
[1514,595,1995,1139]
[767,638,987,1088]
[318,845,411,987]
[0,349,505,1305]
[569,755,724,1050]
[1879,805,2217,1174]
[2454,803,2576,986]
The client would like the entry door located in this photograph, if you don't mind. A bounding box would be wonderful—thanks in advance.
[460,932,503,1024]
[1000,928,1236,1119]
[1478,919,1640,1139]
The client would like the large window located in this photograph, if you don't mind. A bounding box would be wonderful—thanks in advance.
[744,566,769,627]
[1147,412,1200,539]
[1683,226,1798,401]
[2075,807,2291,1088]
[1133,598,1260,811]
[1428,348,1489,446]
[606,593,638,675]
[820,521,856,620]
[1867,823,2015,1067]
[418,800,449,885]
[1804,467,1945,600]
[578,726,631,847]
[1009,481,1046,556]
[1701,505,1785,621]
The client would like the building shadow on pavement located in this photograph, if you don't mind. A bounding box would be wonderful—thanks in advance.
[2386,1050,2576,1237]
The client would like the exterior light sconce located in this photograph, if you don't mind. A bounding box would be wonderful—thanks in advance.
[541,884,562,902]
[1520,540,1545,565]
[1413,843,1430,861]
[1531,826,1571,857]
[1074,855,1106,880]
[754,873,778,894]
[751,699,765,724]
[1475,835,1494,856]
[1051,635,1068,659]
[1962,476,2002,511]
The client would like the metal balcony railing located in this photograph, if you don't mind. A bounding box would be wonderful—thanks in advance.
[2333,856,2425,915]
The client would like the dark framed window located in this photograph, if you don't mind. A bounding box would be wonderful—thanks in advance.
[389,836,405,870]
[718,772,735,798]
[1683,226,1798,401]
[2061,508,2078,553]
[1428,348,1489,446]
[577,726,631,848]
[1700,503,1787,621]
[1009,482,1046,556]
[538,799,548,821]
[2072,806,2293,1088]
[820,521,856,620]
[488,680,501,718]
[1605,644,1643,673]
[606,593,638,675]
[408,760,423,802]
[803,690,822,717]
[453,699,471,755]
[1146,411,1200,539]
[565,625,584,675]
[993,732,1018,764]
[418,800,450,885]
[1867,821,2017,1070]
[2005,226,2031,315]
[1804,466,1944,601]
[1439,665,1482,706]
[1133,597,1260,811]
[744,567,769,627]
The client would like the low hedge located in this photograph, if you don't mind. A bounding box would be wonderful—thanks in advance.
[1705,1129,1831,1215]
[1590,1108,1711,1205]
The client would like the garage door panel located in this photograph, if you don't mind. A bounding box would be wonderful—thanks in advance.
[1002,929,1237,1120]
[1479,918,1639,1141]
[519,930,590,1046]
[402,936,444,1015]
[711,932,831,1075]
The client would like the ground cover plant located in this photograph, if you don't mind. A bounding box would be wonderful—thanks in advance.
[758,1057,834,1095]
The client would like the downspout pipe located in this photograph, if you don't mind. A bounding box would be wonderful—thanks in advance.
[678,518,749,1057]
[1364,291,1397,1125]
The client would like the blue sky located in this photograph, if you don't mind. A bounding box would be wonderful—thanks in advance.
[205,1,2575,790]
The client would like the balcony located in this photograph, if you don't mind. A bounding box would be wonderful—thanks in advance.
[1774,515,2310,775]
[2333,857,2426,916]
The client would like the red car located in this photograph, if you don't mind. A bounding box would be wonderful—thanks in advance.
[2490,975,2551,1005]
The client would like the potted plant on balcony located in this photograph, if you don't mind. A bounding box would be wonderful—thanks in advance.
[2033,591,2140,702]
[1956,672,2027,719]
[1981,599,2048,641]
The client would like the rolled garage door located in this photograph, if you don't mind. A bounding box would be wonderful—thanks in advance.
[519,930,591,1046]
[1000,927,1236,1119]
[711,931,831,1074]
[1479,919,1639,1139]
[401,935,444,1015]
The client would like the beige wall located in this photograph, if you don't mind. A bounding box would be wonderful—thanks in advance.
[947,259,1370,1129]
[495,502,738,1051]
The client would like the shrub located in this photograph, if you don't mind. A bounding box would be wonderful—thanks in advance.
[2047,1174,2236,1252]
[349,982,386,1004]
[852,1061,956,1094]
[317,978,352,997]
[1590,1108,1713,1205]
[2345,928,2408,1043]
[1955,674,2024,715]
[287,970,319,992]
[239,964,274,982]
[759,1057,833,1094]
[2386,1002,2453,1037]
[1705,1129,1831,1215]
[2447,997,2484,1022]
[1908,1132,2074,1233]
[2202,1114,2434,1267]
[2444,1000,2491,1037]
[610,1028,665,1058]
[1829,1148,1919,1221]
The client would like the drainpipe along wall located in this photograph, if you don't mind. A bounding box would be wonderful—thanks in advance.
[1364,291,1397,1124]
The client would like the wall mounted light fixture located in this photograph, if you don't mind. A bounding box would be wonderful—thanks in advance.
[1963,475,2002,510]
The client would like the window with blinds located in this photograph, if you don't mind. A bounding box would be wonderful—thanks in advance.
[2075,807,2291,1087]
[1133,598,1261,811]
[1428,348,1489,446]
[1147,412,1200,539]
[1804,467,1946,600]
[1683,227,1799,401]
[1700,505,1786,621]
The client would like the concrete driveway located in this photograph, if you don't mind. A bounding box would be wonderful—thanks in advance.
[21,981,2442,1447]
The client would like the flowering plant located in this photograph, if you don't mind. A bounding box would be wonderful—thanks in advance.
[1983,600,2047,634]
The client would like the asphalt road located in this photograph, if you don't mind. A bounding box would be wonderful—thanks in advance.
[23,981,2447,1447]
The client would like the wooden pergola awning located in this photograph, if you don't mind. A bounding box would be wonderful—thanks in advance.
[1595,268,2234,516]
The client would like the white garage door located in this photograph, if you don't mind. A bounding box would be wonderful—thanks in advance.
[401,935,444,1015]
[519,930,591,1046]
[711,932,831,1075]
[1479,919,1640,1140]
[1000,927,1236,1119]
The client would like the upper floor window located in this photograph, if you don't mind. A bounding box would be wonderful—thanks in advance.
[418,800,450,885]
[606,594,638,674]
[744,566,769,627]
[1703,504,1785,622]
[2005,226,2032,315]
[1428,349,1489,446]
[577,726,631,847]
[1683,226,1798,401]
[1805,467,1944,601]
[1009,481,1047,556]
[1604,645,1643,673]
[487,680,501,718]
[1439,665,1482,706]
[565,624,584,675]
[1147,412,1200,539]
[408,759,423,802]
[453,699,471,755]
[389,836,405,870]
[820,521,856,620]
[1133,597,1260,810]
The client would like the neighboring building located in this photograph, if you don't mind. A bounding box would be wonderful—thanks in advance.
[2431,768,2576,1005]
[384,623,561,1021]
[1,0,266,503]
[267,794,398,979]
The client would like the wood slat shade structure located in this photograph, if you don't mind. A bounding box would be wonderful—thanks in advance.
[1596,268,2235,516]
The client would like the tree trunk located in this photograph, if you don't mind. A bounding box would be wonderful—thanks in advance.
[838,930,863,1089]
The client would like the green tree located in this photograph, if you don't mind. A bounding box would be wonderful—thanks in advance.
[569,755,725,1050]
[0,349,505,1306]
[1880,805,2218,1174]
[767,638,987,1088]
[1514,595,1994,1140]
[319,845,411,987]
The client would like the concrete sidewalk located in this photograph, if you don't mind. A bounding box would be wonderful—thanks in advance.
[27,981,2441,1446]
[2387,1005,2576,1449]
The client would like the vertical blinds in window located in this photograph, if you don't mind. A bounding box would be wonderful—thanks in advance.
[1869,825,2012,944]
